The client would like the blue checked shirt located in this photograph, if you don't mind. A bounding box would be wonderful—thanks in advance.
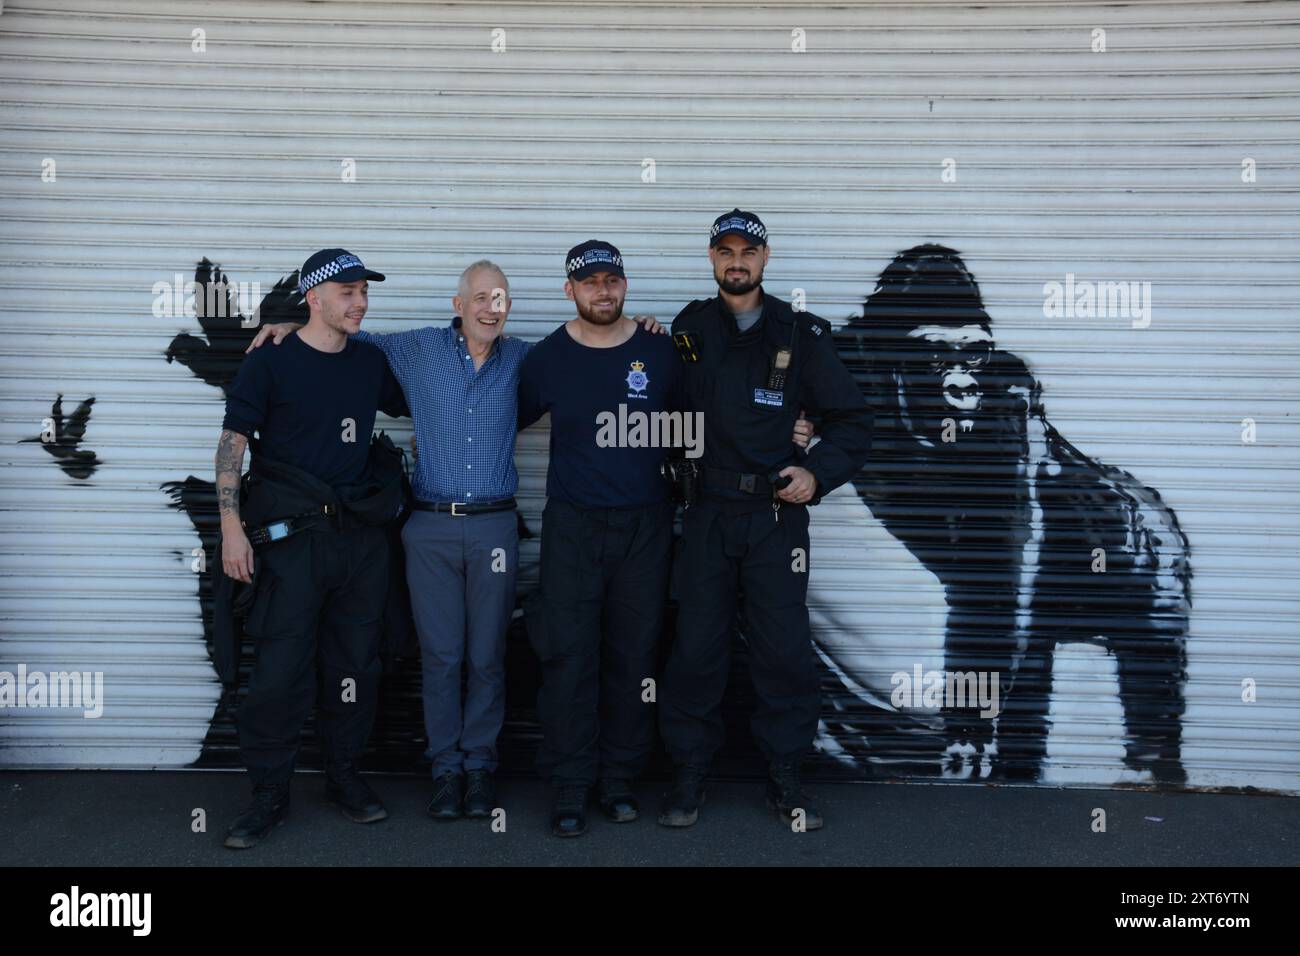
[354,317,531,504]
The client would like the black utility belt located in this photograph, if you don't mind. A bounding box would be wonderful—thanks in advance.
[244,504,339,548]
[413,497,517,516]
[701,467,792,498]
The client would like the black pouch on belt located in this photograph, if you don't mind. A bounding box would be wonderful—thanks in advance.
[338,432,408,526]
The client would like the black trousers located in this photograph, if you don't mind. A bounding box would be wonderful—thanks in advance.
[527,497,674,788]
[659,499,820,768]
[237,524,388,788]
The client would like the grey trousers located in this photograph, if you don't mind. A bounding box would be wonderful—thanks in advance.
[401,508,517,775]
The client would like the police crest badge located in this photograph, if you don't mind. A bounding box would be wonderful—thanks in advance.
[626,359,648,394]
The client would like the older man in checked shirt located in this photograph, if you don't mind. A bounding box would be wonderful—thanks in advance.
[251,259,671,821]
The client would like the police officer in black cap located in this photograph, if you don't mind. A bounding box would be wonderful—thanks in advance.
[217,248,410,848]
[657,210,873,830]
[519,239,684,837]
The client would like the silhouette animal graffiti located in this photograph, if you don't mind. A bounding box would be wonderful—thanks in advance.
[826,244,1190,784]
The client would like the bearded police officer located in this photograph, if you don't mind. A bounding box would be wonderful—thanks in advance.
[518,240,684,837]
[657,210,873,830]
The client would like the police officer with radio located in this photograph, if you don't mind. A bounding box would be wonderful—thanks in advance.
[658,210,873,830]
[218,248,410,849]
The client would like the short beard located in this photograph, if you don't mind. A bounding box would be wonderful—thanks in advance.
[715,269,762,296]
[576,297,624,326]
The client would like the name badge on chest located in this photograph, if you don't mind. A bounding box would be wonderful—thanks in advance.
[753,387,784,407]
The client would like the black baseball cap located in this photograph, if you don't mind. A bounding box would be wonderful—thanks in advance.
[565,240,625,281]
[709,208,768,247]
[297,248,385,295]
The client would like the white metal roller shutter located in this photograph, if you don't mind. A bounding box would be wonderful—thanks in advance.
[0,0,1295,791]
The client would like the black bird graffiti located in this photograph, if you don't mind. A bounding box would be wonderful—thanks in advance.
[828,244,1192,785]
[19,394,101,480]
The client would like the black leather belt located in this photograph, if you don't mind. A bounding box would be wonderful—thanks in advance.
[702,467,775,497]
[413,497,517,516]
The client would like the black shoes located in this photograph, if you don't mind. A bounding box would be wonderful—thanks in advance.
[657,765,707,828]
[550,785,589,837]
[464,770,496,819]
[596,778,639,823]
[225,765,384,849]
[224,783,290,849]
[325,763,389,824]
[427,770,498,820]
[766,757,823,830]
[427,770,464,820]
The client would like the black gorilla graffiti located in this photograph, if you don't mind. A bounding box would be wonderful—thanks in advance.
[830,244,1191,785]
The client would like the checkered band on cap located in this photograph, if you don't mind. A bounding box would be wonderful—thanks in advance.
[567,248,623,275]
[298,253,364,294]
[711,216,767,242]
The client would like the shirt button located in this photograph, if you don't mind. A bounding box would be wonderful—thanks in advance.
[467,464,472,470]
[467,408,473,414]
[467,493,473,498]
[467,437,472,442]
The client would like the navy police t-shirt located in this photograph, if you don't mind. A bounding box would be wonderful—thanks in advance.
[222,330,409,489]
[518,322,685,508]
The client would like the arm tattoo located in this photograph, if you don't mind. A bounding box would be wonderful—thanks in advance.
[215,429,248,520]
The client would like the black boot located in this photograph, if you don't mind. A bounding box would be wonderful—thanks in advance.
[596,778,639,823]
[464,770,496,819]
[657,764,707,828]
[224,783,290,849]
[427,770,464,821]
[325,762,388,823]
[550,785,589,837]
[766,757,823,830]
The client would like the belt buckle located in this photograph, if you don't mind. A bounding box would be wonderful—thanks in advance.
[738,474,756,494]
[450,501,467,516]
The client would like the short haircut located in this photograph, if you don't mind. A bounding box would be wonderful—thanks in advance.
[458,260,509,300]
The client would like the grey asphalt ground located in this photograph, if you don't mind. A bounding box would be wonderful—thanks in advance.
[2,770,1296,867]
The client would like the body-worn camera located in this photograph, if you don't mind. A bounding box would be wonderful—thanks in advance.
[661,458,700,506]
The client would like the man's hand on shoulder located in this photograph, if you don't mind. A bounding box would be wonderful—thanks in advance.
[245,322,303,353]
[631,315,667,335]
